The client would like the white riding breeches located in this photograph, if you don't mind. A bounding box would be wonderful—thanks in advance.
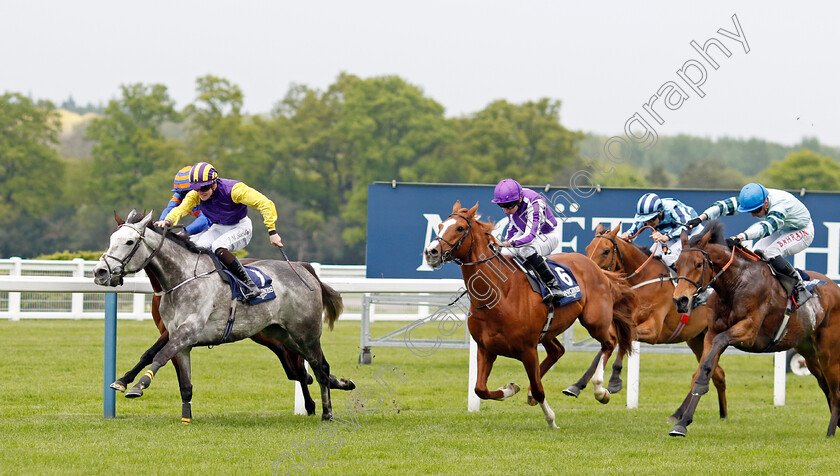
[753,221,814,260]
[193,216,253,253]
[501,227,563,260]
[652,224,704,268]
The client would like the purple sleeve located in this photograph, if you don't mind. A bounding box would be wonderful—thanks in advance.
[513,198,540,247]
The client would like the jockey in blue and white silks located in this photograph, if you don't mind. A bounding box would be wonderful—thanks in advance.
[688,182,814,306]
[492,178,563,302]
[621,193,703,269]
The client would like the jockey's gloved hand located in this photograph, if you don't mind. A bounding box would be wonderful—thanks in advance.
[686,217,703,229]
[725,236,742,248]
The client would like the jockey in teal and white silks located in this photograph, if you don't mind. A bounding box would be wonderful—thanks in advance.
[687,182,814,307]
[620,193,703,270]
[493,178,563,302]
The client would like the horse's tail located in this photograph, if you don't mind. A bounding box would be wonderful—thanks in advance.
[300,263,344,331]
[603,270,637,355]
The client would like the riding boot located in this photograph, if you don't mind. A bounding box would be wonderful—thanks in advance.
[770,255,812,307]
[216,248,261,300]
[525,254,563,303]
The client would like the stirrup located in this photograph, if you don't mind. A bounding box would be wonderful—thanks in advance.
[543,286,562,303]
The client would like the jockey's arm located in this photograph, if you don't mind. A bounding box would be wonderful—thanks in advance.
[230,182,280,239]
[162,191,200,226]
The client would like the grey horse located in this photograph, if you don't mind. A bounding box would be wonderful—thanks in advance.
[93,210,354,423]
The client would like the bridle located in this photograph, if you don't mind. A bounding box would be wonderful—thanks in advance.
[588,232,624,272]
[589,225,662,279]
[678,244,743,298]
[430,213,501,267]
[100,222,167,284]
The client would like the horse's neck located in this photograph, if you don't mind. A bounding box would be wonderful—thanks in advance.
[458,243,525,301]
[620,242,666,278]
[145,232,208,290]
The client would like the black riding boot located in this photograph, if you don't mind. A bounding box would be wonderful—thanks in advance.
[525,254,563,303]
[770,255,812,307]
[216,248,261,300]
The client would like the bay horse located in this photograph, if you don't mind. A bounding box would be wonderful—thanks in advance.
[108,212,324,416]
[423,202,636,428]
[94,210,354,423]
[670,220,840,437]
[573,223,727,422]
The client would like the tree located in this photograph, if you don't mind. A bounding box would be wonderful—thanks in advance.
[85,83,184,211]
[0,93,64,226]
[759,149,840,191]
[676,159,745,189]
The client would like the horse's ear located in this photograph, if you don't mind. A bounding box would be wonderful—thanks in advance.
[138,211,155,229]
[609,224,621,237]
[114,211,124,226]
[595,223,605,235]
[125,209,139,223]
[681,231,689,247]
[467,202,479,218]
[697,230,713,248]
[452,200,462,213]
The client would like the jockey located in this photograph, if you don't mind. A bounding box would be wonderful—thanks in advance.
[159,166,211,238]
[155,162,283,300]
[687,182,813,306]
[620,193,703,276]
[492,178,564,303]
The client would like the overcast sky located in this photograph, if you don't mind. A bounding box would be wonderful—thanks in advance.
[3,1,837,147]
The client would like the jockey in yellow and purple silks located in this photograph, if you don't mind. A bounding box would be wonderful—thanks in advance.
[154,162,283,300]
[159,166,211,238]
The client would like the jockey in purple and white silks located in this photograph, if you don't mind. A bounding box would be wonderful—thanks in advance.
[492,178,564,302]
[155,162,283,300]
[687,182,814,307]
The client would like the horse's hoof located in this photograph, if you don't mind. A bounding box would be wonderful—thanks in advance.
[125,386,144,399]
[344,379,356,391]
[306,374,314,385]
[562,386,581,398]
[596,390,611,404]
[526,393,538,406]
[693,382,710,396]
[607,380,623,394]
[110,381,127,392]
[669,424,688,437]
[321,412,333,422]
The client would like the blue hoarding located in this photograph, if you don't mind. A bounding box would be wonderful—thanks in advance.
[365,182,840,281]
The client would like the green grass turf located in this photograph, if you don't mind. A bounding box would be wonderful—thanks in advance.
[0,319,837,475]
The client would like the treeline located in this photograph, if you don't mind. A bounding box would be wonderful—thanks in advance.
[2,73,839,263]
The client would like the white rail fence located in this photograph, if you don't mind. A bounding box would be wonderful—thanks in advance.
[0,258,791,412]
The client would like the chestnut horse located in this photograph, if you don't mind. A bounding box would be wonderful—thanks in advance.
[671,220,840,437]
[424,202,636,428]
[572,223,727,423]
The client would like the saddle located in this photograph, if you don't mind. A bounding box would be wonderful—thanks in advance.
[207,252,277,304]
[513,257,582,306]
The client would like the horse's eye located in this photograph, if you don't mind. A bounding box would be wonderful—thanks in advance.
[602,249,609,255]
[695,263,702,269]
[457,226,465,232]
[126,240,134,246]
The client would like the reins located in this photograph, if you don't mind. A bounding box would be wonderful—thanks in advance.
[680,244,756,296]
[100,222,168,283]
[589,225,665,281]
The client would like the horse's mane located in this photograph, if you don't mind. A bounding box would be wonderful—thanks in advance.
[125,210,211,255]
[690,219,725,246]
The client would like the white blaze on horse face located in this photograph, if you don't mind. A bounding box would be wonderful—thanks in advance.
[424,218,457,256]
[437,218,457,240]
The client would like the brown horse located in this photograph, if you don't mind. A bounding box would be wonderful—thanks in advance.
[572,223,727,423]
[423,202,636,428]
[108,212,323,416]
[670,220,840,437]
